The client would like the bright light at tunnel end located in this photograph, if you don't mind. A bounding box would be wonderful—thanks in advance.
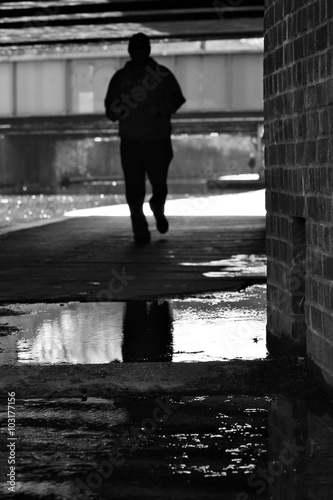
[64,190,266,218]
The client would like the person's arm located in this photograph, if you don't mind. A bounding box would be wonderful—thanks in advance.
[148,68,186,117]
[160,71,186,115]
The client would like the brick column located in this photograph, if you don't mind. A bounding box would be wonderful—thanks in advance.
[264,0,333,392]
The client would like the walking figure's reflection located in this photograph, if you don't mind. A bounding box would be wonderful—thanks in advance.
[122,301,173,362]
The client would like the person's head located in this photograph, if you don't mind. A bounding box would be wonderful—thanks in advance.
[128,33,151,66]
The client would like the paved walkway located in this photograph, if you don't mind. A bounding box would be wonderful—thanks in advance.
[3,195,330,500]
[0,212,265,303]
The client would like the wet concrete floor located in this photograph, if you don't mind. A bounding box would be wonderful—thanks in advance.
[0,212,266,302]
[1,199,332,498]
[0,285,266,365]
[1,386,333,499]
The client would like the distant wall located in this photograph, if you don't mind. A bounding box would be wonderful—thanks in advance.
[0,46,263,192]
[0,52,263,118]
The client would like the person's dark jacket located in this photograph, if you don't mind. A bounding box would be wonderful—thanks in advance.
[104,57,186,140]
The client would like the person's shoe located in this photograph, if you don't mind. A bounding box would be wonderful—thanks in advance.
[134,231,151,245]
[149,200,169,234]
[155,215,169,234]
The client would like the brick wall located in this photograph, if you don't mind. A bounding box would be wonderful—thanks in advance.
[264,0,333,392]
[267,396,333,499]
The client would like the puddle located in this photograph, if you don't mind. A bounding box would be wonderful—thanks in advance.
[180,254,267,278]
[0,285,267,364]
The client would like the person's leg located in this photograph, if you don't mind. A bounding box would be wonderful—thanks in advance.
[120,138,150,241]
[144,139,173,233]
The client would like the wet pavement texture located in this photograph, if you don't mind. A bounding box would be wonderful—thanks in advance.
[1,194,332,499]
[1,388,333,499]
[0,285,266,364]
[0,214,266,303]
[0,358,305,400]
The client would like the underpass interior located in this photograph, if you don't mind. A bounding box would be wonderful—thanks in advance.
[0,2,333,499]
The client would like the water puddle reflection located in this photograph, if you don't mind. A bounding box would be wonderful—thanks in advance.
[2,392,332,499]
[0,285,267,364]
[181,254,267,278]
[159,393,333,499]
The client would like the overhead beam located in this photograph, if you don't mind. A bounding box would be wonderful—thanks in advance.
[0,31,264,48]
[0,8,263,29]
[0,0,264,18]
[0,0,264,47]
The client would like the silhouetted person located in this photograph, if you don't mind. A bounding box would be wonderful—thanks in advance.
[104,33,186,244]
[122,301,173,362]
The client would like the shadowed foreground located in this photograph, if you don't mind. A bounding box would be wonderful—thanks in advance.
[0,213,332,500]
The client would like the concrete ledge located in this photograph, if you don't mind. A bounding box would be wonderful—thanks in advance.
[0,359,305,399]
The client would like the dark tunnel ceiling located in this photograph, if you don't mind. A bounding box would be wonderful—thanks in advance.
[0,0,264,47]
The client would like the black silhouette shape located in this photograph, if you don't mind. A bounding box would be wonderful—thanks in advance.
[105,33,186,244]
[122,301,173,362]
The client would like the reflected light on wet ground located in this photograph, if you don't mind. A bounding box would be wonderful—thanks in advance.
[181,254,267,277]
[64,189,265,218]
[1,392,333,499]
[0,193,127,229]
[0,285,267,365]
